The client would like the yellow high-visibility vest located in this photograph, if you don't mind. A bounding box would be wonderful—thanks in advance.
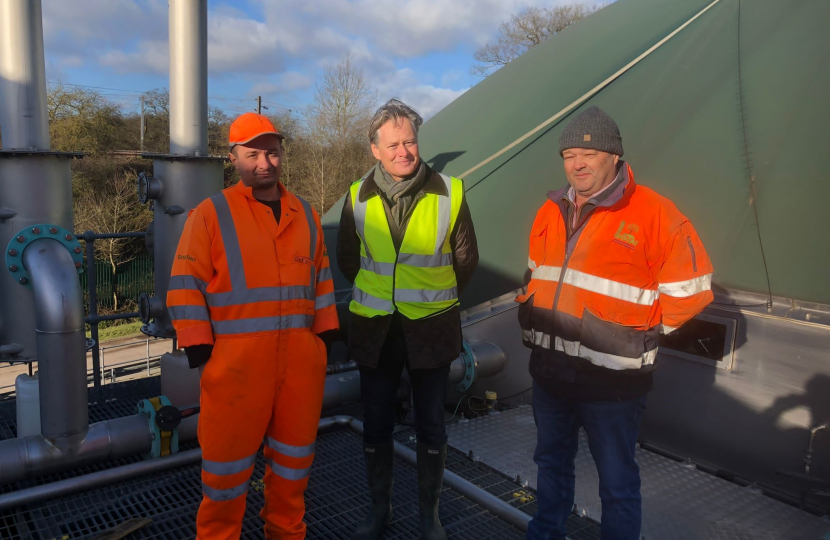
[349,172,463,320]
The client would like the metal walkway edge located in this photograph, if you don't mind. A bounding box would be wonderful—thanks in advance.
[0,379,541,539]
[446,406,830,540]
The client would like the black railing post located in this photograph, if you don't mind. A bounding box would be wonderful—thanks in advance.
[83,230,102,401]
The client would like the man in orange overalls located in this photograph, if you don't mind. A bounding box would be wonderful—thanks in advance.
[167,112,338,539]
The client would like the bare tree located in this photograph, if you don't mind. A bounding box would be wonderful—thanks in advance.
[73,169,152,310]
[265,111,303,189]
[298,55,377,215]
[139,88,170,153]
[472,4,603,77]
[307,54,377,149]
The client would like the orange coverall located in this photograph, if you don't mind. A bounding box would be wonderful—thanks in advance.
[168,180,338,539]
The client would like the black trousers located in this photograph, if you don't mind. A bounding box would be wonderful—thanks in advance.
[359,314,450,447]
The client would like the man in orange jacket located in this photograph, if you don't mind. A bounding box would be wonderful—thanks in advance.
[519,107,713,540]
[167,113,338,540]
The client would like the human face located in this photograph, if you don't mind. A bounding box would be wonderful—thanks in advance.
[371,119,420,181]
[228,134,282,196]
[562,148,619,201]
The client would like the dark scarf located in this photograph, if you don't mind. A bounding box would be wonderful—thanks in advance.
[374,160,427,231]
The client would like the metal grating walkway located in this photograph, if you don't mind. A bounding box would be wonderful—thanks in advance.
[0,379,569,539]
[446,406,830,540]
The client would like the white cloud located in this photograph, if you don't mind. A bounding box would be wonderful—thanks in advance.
[257,0,596,57]
[281,72,313,91]
[38,0,594,113]
[440,69,465,88]
[248,71,312,99]
[42,0,166,47]
[99,40,169,74]
[373,68,466,120]
[43,0,598,78]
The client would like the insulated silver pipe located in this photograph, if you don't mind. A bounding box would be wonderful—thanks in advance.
[322,370,361,410]
[0,415,532,532]
[0,414,152,485]
[448,341,507,384]
[0,449,202,511]
[0,157,74,362]
[22,239,87,443]
[0,0,50,150]
[320,416,531,531]
[0,366,362,485]
[168,0,208,155]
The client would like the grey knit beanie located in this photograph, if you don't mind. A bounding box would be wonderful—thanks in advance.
[558,106,623,157]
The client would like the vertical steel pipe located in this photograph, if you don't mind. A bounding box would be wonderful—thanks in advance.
[0,0,50,150]
[22,239,88,444]
[168,0,208,156]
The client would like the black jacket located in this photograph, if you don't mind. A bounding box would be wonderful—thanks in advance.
[337,163,479,368]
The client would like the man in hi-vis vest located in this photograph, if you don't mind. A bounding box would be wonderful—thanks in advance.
[337,99,479,540]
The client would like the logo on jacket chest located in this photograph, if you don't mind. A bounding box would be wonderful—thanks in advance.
[613,220,639,249]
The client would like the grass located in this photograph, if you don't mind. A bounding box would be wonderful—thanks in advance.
[87,320,144,343]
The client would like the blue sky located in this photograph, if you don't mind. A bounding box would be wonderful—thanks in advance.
[42,0,596,121]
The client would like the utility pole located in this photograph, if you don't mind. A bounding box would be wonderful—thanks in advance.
[140,96,145,153]
[257,95,262,114]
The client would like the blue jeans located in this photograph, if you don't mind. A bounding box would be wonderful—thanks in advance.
[526,381,646,540]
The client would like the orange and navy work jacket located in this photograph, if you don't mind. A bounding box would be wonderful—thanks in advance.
[517,163,713,374]
[167,181,338,347]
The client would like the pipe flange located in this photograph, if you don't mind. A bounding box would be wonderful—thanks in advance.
[138,293,165,324]
[137,172,161,204]
[454,341,477,392]
[5,224,83,288]
[137,396,180,459]
[86,338,96,352]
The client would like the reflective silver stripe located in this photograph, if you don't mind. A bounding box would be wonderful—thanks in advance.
[212,314,314,335]
[360,256,394,276]
[315,292,336,310]
[522,329,657,369]
[532,265,561,281]
[202,480,248,501]
[657,274,712,298]
[564,269,658,306]
[317,266,332,284]
[268,459,311,481]
[353,287,394,312]
[660,324,678,334]
[397,252,453,268]
[297,196,317,289]
[394,287,458,303]
[435,174,452,255]
[352,185,371,260]
[211,194,247,290]
[168,305,210,321]
[527,258,538,271]
[297,196,317,261]
[266,437,316,458]
[532,266,657,306]
[168,275,207,292]
[202,454,257,476]
[205,286,312,307]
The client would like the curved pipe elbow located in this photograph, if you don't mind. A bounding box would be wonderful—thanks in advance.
[22,239,84,333]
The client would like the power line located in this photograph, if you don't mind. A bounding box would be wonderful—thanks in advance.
[47,80,302,111]
[47,81,145,94]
